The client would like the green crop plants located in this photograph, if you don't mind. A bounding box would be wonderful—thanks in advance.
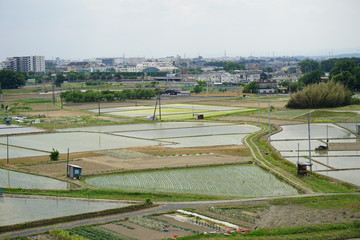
[68,226,119,240]
[176,222,360,239]
[128,216,165,231]
[49,229,87,240]
[85,165,298,197]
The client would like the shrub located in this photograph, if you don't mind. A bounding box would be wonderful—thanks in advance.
[50,148,59,161]
[286,81,353,108]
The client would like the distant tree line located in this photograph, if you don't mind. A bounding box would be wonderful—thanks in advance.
[204,61,245,73]
[297,58,360,91]
[60,89,156,103]
[287,58,360,108]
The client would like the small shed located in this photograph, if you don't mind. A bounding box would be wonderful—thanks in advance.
[68,164,82,179]
[196,114,204,120]
[297,162,312,176]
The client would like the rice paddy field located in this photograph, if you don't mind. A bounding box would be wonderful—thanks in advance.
[89,104,255,120]
[0,122,259,160]
[85,165,298,197]
[0,168,70,190]
[271,123,360,186]
[0,196,131,226]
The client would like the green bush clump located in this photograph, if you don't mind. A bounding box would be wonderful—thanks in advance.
[50,148,59,161]
[286,81,352,108]
[49,229,87,240]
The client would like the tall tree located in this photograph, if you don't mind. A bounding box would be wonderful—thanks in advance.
[299,70,325,85]
[0,70,26,89]
[242,81,258,93]
[55,73,65,87]
[329,60,355,79]
[332,71,356,90]
[298,59,320,73]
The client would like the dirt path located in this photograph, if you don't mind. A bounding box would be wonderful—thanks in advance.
[22,153,251,177]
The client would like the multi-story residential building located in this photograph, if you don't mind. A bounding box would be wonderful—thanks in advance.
[5,56,45,72]
[3,56,45,72]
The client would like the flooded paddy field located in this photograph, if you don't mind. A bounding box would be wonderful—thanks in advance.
[271,123,360,186]
[85,165,298,197]
[0,124,45,135]
[0,122,259,160]
[0,196,131,227]
[89,104,250,120]
[0,168,70,189]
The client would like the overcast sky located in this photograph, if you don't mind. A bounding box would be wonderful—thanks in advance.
[1,0,359,60]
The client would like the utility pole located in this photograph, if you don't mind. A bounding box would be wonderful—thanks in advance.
[66,148,70,177]
[268,98,271,140]
[158,94,161,121]
[307,112,312,172]
[6,134,9,164]
[52,78,56,105]
[98,77,101,116]
[258,94,260,126]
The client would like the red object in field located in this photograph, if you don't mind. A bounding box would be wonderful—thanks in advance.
[244,229,250,233]
[237,229,241,233]
[173,234,178,238]
[226,230,231,234]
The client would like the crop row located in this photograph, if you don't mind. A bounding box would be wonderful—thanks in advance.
[86,165,298,197]
[68,226,120,240]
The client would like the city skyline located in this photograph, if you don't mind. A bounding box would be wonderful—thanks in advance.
[1,0,360,60]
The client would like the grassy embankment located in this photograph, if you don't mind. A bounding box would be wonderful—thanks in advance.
[245,123,356,193]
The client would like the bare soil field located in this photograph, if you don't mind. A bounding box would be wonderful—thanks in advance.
[21,152,251,177]
[256,205,360,228]
[329,142,360,151]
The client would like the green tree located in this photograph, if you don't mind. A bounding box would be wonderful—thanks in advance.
[332,71,356,90]
[196,80,207,87]
[223,62,245,72]
[298,59,320,73]
[299,70,325,85]
[0,70,26,89]
[242,81,258,93]
[192,85,204,94]
[262,67,274,72]
[353,66,360,90]
[55,73,65,87]
[329,60,355,79]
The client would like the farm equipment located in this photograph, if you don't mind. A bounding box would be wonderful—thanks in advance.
[315,145,328,151]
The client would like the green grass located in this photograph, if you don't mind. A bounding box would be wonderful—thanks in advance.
[17,98,52,103]
[294,110,360,122]
[269,194,360,210]
[246,124,355,193]
[4,188,235,201]
[177,222,360,239]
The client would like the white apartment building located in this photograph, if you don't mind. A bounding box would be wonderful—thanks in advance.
[197,71,260,84]
[3,56,45,72]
